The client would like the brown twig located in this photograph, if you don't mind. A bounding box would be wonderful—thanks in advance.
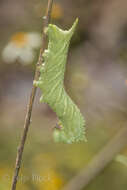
[11,1,53,190]
[62,125,127,190]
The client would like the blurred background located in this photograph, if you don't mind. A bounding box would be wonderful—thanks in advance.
[1,0,127,189]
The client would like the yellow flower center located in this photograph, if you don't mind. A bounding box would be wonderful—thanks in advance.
[11,32,28,47]
[51,3,63,19]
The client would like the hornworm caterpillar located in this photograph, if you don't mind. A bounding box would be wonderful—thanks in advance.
[34,19,86,143]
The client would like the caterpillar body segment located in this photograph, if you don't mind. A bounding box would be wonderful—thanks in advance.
[34,19,86,143]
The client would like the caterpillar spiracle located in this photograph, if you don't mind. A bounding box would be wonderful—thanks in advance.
[34,19,86,144]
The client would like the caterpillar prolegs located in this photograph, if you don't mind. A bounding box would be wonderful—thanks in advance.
[34,19,86,143]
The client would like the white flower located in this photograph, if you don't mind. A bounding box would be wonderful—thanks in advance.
[2,32,41,65]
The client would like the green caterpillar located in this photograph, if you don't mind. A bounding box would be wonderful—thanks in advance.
[34,19,86,144]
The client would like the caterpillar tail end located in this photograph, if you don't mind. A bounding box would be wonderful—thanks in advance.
[53,127,86,144]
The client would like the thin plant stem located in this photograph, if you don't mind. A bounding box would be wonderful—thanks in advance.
[11,1,53,190]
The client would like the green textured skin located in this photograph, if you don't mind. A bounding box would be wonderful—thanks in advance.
[34,19,86,143]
